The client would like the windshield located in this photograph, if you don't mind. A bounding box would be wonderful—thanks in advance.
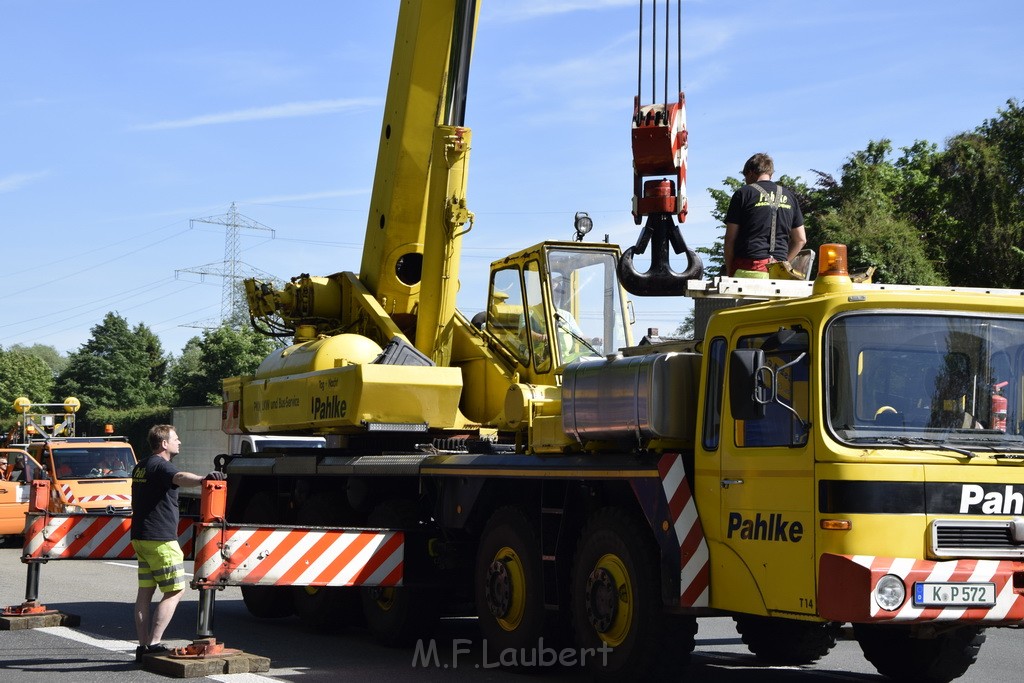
[547,248,630,361]
[52,447,135,479]
[827,313,1024,451]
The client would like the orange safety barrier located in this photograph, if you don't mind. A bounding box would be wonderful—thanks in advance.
[3,479,194,620]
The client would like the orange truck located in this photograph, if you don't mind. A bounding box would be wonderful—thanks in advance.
[6,398,137,518]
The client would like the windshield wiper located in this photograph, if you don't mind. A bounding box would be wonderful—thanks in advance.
[847,435,976,459]
[895,436,976,458]
[554,313,601,356]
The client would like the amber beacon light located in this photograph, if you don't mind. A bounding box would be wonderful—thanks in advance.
[813,243,853,294]
[818,244,848,277]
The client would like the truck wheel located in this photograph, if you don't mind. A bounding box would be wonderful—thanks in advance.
[360,499,438,646]
[292,494,360,631]
[733,615,839,664]
[570,508,686,681]
[474,506,545,656]
[239,492,295,619]
[854,623,986,682]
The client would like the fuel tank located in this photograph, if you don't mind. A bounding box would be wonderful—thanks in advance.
[561,352,700,444]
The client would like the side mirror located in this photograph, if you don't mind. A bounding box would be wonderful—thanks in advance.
[730,348,767,420]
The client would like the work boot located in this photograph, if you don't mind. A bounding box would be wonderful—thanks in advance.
[136,643,171,662]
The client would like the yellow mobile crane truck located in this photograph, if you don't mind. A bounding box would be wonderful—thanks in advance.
[215,1,1024,680]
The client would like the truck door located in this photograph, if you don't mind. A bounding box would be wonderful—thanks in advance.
[0,449,41,536]
[721,324,817,615]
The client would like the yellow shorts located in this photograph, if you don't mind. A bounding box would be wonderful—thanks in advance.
[733,268,770,279]
[132,539,187,593]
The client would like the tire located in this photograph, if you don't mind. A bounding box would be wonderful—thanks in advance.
[291,494,359,631]
[733,615,839,664]
[854,624,986,682]
[474,507,546,655]
[239,491,295,619]
[570,507,687,682]
[360,499,439,646]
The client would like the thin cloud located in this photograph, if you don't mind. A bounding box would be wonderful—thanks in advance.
[0,171,48,193]
[133,97,380,131]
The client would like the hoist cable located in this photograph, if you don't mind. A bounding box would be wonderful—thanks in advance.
[663,0,669,108]
[636,0,643,111]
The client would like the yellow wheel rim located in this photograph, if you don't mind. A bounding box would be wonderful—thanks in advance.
[594,553,633,647]
[494,545,527,632]
[374,587,396,612]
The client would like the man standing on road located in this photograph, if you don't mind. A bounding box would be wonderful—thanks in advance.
[130,424,225,662]
[724,152,807,278]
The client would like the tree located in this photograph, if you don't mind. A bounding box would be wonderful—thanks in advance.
[937,99,1024,287]
[55,312,169,415]
[0,348,54,422]
[812,203,944,285]
[9,343,68,376]
[167,326,276,406]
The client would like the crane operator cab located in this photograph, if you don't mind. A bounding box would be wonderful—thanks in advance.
[486,242,632,381]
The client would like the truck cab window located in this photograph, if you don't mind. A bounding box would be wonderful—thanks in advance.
[827,313,1024,445]
[735,329,810,448]
[702,337,726,450]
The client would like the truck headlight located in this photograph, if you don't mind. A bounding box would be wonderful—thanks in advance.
[873,574,906,611]
[63,505,87,514]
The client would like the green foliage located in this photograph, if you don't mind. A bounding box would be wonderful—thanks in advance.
[674,309,695,338]
[55,312,171,417]
[9,344,68,376]
[813,205,944,285]
[167,325,276,406]
[936,100,1024,287]
[0,349,55,422]
[85,405,173,458]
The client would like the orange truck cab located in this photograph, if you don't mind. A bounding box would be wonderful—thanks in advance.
[26,438,137,515]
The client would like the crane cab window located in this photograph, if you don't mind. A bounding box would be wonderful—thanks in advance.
[487,263,552,372]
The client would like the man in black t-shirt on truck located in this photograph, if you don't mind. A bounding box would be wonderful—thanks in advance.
[724,152,807,278]
[131,424,225,662]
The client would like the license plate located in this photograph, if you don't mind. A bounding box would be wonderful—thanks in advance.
[913,582,996,607]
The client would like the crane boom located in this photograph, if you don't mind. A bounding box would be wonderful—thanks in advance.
[359,0,478,362]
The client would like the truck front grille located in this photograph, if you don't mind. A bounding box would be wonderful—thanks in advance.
[931,519,1024,559]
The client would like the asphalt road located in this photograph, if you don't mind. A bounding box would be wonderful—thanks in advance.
[0,537,1019,682]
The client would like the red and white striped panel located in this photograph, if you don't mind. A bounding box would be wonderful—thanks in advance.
[659,453,709,607]
[58,484,131,506]
[829,554,1024,623]
[22,514,195,561]
[193,525,403,588]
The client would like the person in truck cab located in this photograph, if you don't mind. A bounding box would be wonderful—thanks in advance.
[91,453,129,477]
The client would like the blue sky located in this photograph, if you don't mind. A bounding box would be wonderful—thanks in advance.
[2,1,1020,357]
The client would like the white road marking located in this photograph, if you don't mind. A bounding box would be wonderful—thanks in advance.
[36,625,136,653]
[35,625,292,681]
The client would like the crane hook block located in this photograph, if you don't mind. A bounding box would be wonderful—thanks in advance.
[617,210,703,296]
[631,93,688,225]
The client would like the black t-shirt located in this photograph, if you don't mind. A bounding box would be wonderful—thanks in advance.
[131,455,180,541]
[725,181,804,260]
